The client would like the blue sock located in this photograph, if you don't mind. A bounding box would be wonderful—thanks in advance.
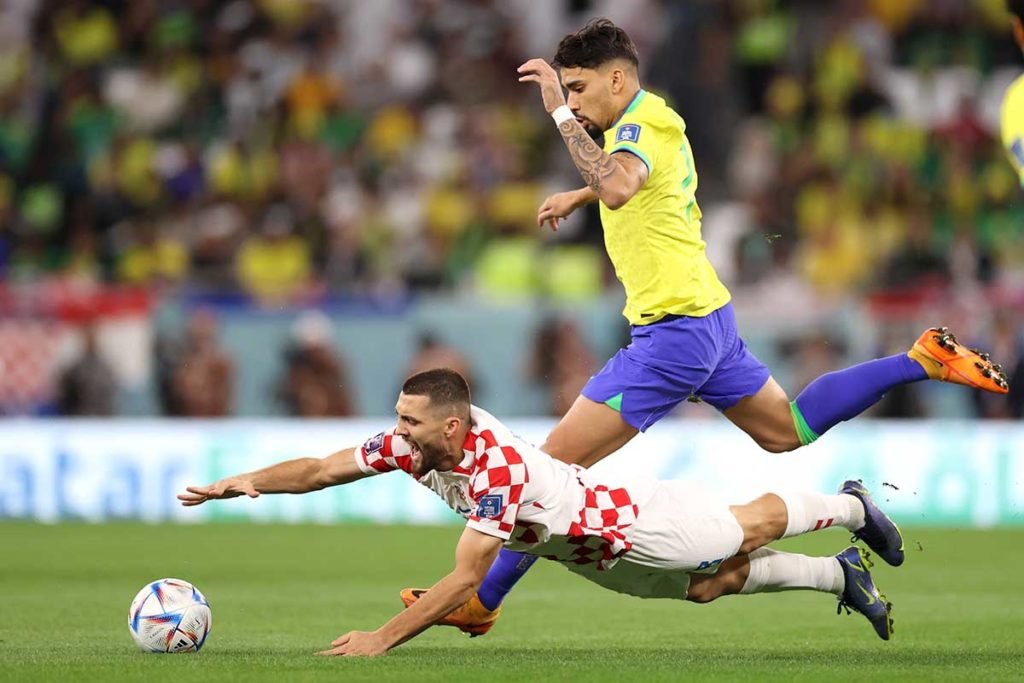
[792,353,928,444]
[476,549,538,611]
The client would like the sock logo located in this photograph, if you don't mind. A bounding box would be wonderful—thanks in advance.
[813,518,834,531]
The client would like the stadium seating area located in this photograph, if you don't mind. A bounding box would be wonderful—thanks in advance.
[0,0,1021,417]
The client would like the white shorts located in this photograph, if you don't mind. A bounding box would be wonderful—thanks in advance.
[562,481,744,600]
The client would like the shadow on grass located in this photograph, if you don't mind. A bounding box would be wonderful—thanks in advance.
[379,645,1024,668]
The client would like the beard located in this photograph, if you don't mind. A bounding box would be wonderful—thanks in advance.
[407,438,446,476]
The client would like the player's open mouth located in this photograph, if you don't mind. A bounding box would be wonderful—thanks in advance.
[409,443,423,469]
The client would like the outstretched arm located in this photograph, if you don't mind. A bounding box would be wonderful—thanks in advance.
[177,446,367,505]
[536,186,597,231]
[518,58,648,209]
[318,527,503,657]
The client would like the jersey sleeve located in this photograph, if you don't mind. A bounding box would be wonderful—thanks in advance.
[353,429,416,476]
[465,444,529,540]
[608,111,659,176]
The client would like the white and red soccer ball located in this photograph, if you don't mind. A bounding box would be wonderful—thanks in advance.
[128,578,212,653]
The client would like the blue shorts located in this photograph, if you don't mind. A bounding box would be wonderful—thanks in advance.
[582,303,771,431]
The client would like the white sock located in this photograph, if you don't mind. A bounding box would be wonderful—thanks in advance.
[740,547,844,595]
[776,491,865,538]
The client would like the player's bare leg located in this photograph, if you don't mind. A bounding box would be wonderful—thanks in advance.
[726,327,1009,455]
[686,548,893,640]
[685,555,751,602]
[541,394,639,467]
[728,493,788,552]
[723,377,800,453]
[689,487,900,641]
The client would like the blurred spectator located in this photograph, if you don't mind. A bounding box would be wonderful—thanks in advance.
[103,56,185,133]
[881,207,950,290]
[782,331,846,395]
[156,309,234,417]
[972,311,1024,419]
[405,332,477,393]
[730,0,794,113]
[55,323,117,416]
[527,317,597,417]
[235,204,312,306]
[115,215,189,287]
[871,323,927,418]
[277,311,355,417]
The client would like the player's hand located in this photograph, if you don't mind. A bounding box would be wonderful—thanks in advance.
[316,630,389,657]
[177,478,260,507]
[537,191,583,231]
[517,58,566,114]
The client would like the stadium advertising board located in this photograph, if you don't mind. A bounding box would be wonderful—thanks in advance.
[1,419,1022,527]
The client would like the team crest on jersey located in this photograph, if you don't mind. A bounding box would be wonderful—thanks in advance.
[476,494,503,518]
[616,123,641,143]
[363,432,385,453]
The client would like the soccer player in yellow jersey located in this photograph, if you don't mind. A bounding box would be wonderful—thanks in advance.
[403,18,1009,633]
[1005,0,1024,184]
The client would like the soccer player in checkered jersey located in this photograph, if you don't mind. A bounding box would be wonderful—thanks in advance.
[1005,1,1024,183]
[181,369,902,655]
[400,17,1011,634]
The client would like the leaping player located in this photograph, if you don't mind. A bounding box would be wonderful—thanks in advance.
[400,18,1010,636]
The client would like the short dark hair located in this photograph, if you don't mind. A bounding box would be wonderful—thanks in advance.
[401,368,471,416]
[1010,0,1024,22]
[552,18,639,70]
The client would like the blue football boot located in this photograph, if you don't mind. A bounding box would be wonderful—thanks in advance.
[835,546,893,641]
[839,479,905,567]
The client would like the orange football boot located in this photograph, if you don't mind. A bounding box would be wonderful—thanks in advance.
[399,588,500,637]
[908,327,1009,394]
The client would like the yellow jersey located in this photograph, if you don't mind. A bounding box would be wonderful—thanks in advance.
[600,89,731,325]
[1002,73,1024,186]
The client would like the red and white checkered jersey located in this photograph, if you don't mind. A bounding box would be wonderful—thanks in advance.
[354,406,658,570]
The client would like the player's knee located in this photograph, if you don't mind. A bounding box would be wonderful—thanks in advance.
[686,579,723,604]
[539,436,578,464]
[686,587,719,604]
[754,433,801,454]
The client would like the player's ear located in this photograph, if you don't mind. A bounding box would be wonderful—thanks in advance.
[610,66,624,94]
[444,416,460,438]
[1014,18,1024,50]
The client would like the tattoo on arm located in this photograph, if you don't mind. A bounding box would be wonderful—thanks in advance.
[558,120,618,194]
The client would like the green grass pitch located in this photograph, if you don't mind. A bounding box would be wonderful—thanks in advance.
[2,523,1024,682]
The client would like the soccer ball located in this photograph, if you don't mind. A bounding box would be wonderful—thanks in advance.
[128,578,212,653]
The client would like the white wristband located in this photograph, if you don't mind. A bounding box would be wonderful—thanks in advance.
[551,105,575,126]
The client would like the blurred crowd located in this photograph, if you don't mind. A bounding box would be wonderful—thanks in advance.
[1,0,1023,418]
[723,0,1024,301]
[0,0,622,304]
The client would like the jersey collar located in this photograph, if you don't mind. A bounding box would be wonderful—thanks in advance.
[608,88,647,130]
